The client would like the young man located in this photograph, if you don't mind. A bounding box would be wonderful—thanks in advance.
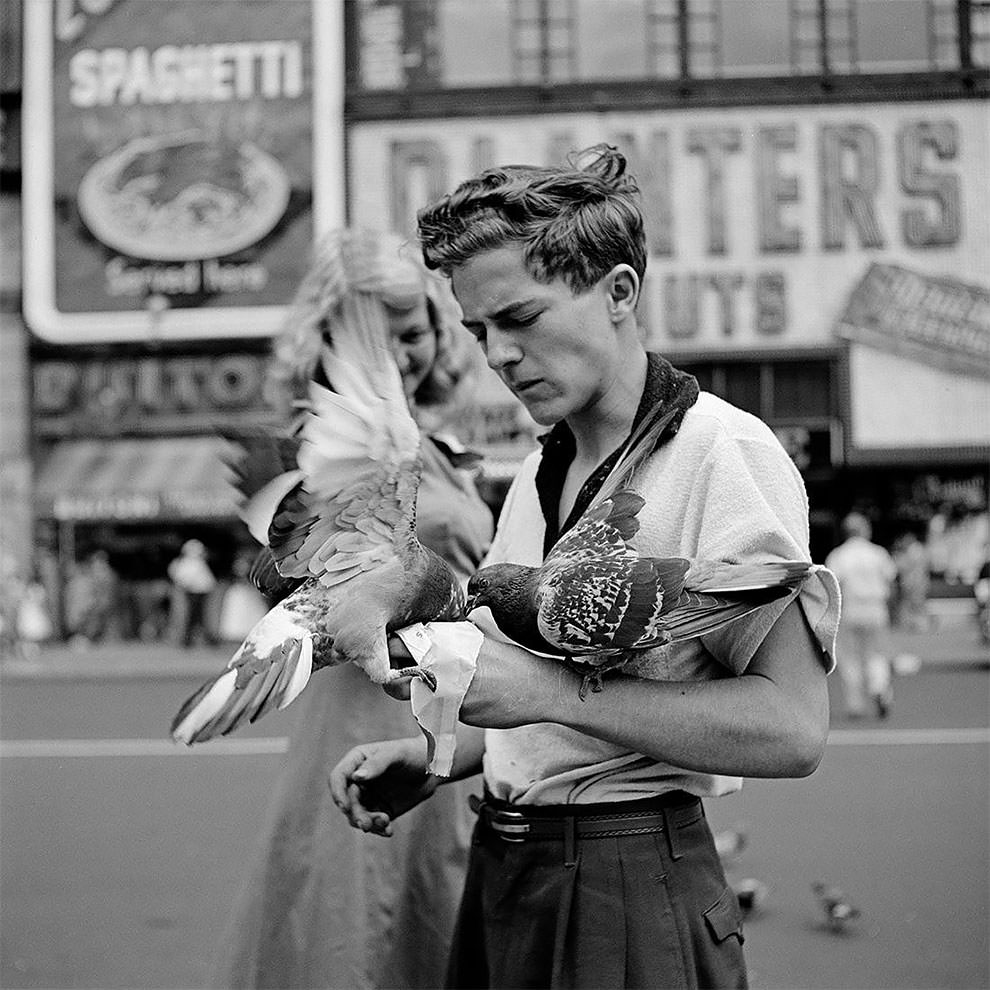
[331,146,838,989]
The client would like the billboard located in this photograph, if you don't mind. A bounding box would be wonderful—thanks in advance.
[349,103,989,354]
[349,102,989,455]
[23,0,344,343]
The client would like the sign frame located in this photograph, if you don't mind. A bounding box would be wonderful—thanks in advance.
[22,0,345,344]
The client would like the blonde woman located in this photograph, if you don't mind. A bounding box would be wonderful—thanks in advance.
[210,229,493,989]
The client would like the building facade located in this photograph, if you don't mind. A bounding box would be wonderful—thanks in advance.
[2,0,988,638]
[344,0,989,570]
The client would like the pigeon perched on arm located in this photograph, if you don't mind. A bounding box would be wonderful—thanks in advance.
[465,401,812,697]
[170,292,465,746]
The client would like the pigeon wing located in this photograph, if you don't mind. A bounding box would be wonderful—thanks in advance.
[267,457,419,588]
[251,284,423,588]
[543,490,646,575]
[537,556,689,657]
[588,402,683,511]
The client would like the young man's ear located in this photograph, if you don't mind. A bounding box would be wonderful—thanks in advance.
[606,265,640,319]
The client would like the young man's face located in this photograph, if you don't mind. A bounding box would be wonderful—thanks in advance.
[451,245,620,426]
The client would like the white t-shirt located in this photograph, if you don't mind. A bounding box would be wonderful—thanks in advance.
[475,391,839,805]
[168,555,217,595]
[825,537,896,627]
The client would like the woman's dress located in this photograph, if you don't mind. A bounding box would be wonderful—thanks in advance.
[210,437,493,989]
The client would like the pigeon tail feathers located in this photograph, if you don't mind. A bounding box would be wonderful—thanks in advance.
[662,585,794,643]
[171,605,315,745]
[685,559,811,593]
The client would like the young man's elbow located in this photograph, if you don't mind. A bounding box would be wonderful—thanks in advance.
[778,717,828,777]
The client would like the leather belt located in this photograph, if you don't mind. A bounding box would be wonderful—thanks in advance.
[470,791,702,844]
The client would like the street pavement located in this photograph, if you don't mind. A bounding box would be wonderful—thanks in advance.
[1,616,987,990]
[3,610,986,681]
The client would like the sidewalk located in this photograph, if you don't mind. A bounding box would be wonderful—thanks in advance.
[0,640,231,680]
[2,620,986,681]
[888,621,988,670]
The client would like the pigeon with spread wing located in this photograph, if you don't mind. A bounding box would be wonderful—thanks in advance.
[171,232,466,745]
[465,402,811,696]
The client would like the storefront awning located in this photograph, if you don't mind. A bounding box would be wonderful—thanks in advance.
[35,437,240,522]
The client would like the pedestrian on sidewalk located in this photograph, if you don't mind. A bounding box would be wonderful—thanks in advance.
[891,530,931,633]
[167,540,218,648]
[826,512,897,718]
[14,569,55,658]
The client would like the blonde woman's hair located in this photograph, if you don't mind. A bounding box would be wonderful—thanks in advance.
[270,227,475,412]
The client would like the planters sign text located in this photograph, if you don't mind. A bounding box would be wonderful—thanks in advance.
[349,104,988,354]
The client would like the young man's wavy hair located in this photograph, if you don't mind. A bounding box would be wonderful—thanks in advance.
[417,144,647,293]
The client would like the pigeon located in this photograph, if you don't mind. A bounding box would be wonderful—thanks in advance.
[812,881,861,933]
[731,878,769,916]
[465,401,812,697]
[170,276,466,746]
[714,825,749,862]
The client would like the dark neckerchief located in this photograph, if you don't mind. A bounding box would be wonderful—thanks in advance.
[534,353,699,559]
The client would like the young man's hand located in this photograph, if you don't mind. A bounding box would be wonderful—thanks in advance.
[328,736,437,836]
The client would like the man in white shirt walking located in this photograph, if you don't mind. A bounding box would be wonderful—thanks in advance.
[826,512,897,718]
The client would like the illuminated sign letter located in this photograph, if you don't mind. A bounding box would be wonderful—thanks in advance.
[898,120,961,247]
[756,125,800,253]
[686,126,742,257]
[612,130,674,257]
[820,124,884,250]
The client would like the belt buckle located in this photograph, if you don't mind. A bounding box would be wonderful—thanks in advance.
[490,809,530,842]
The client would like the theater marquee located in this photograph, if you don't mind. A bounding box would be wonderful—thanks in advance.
[23,0,344,344]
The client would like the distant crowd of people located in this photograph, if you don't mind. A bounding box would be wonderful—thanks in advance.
[825,509,989,720]
[0,543,269,658]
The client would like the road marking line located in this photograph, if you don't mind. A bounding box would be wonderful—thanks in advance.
[0,728,987,758]
[827,728,989,745]
[0,738,291,757]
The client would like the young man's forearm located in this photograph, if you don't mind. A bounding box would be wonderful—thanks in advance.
[460,600,828,779]
[441,723,487,782]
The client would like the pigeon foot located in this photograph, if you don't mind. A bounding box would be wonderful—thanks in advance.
[578,670,605,701]
[392,664,438,692]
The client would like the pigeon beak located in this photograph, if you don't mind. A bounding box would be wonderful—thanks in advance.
[463,593,478,615]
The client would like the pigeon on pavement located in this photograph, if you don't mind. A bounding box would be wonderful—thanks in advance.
[465,402,811,696]
[171,250,465,746]
[714,825,749,862]
[812,881,862,933]
[732,878,769,916]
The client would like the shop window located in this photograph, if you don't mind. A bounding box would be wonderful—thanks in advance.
[853,0,938,72]
[0,0,20,94]
[722,363,762,416]
[578,0,651,80]
[436,0,515,86]
[677,362,762,414]
[719,0,792,76]
[678,358,834,424]
[773,361,831,419]
[352,0,979,91]
[686,0,720,77]
[973,0,990,66]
